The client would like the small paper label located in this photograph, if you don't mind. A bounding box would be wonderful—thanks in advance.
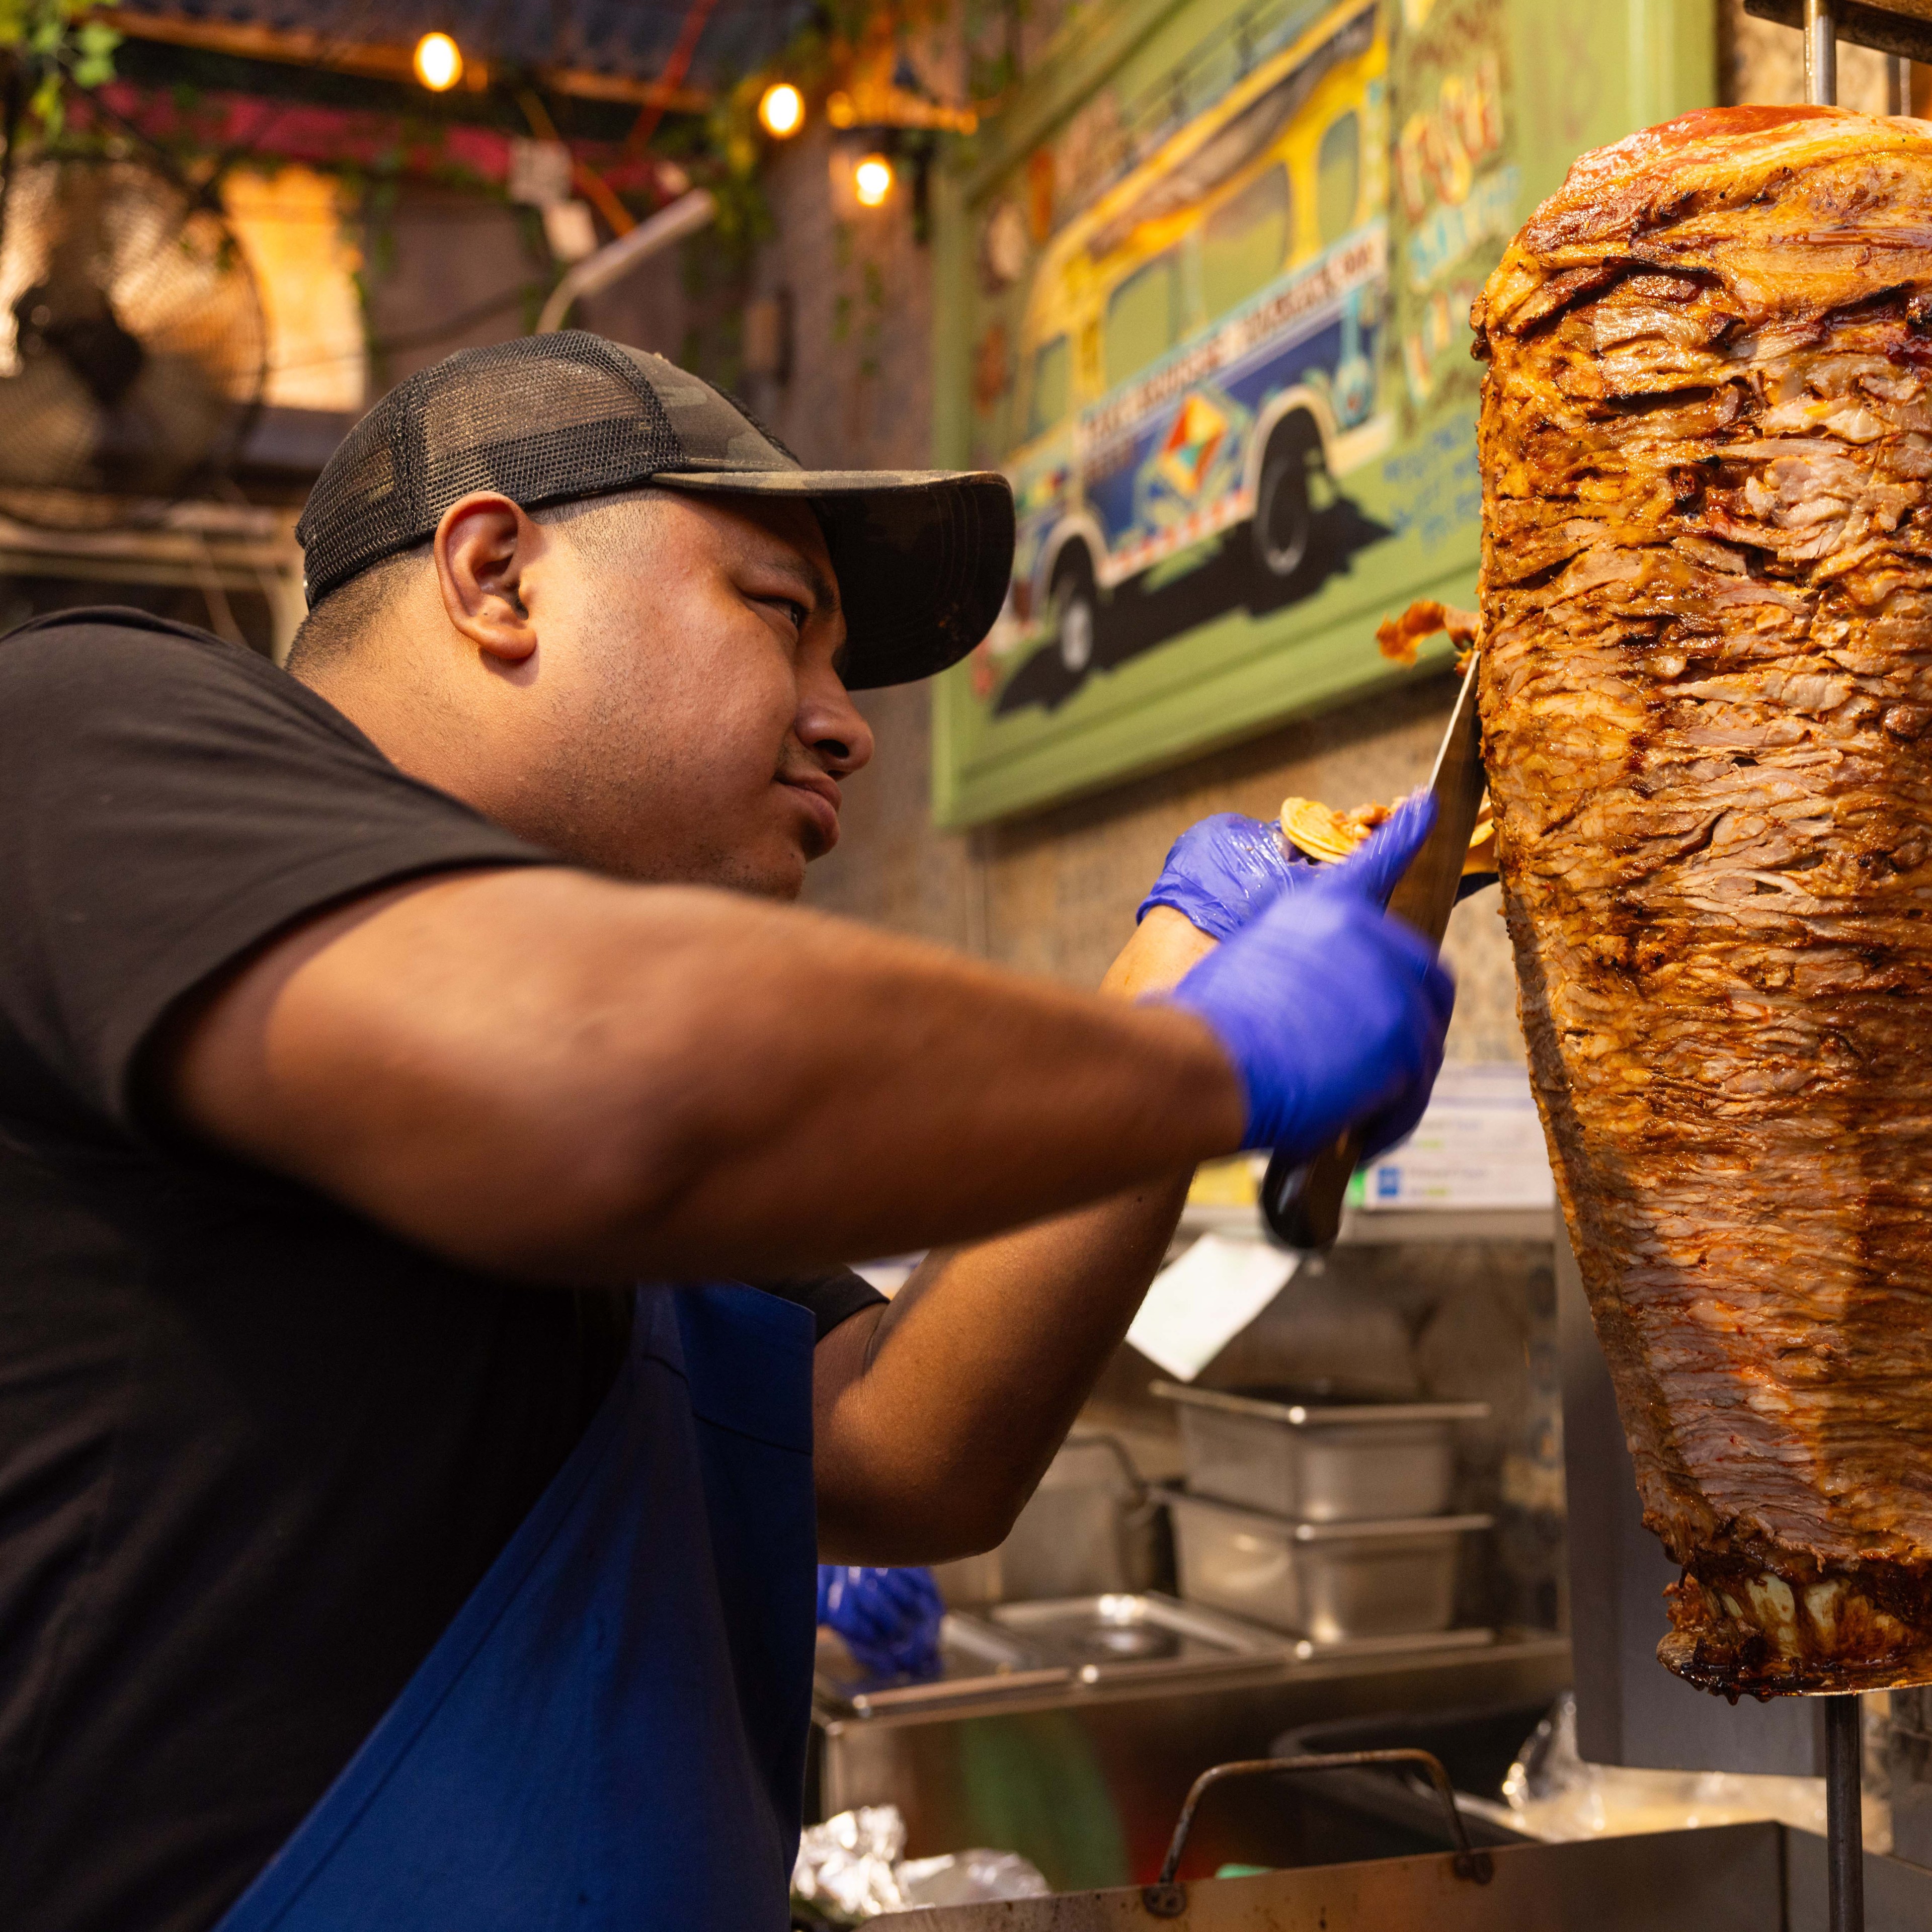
[1125,1233,1299,1382]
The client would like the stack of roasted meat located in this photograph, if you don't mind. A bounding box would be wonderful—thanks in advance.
[1474,106,1932,1696]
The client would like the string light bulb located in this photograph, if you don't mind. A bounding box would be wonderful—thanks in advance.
[854,154,894,207]
[758,82,805,138]
[413,32,463,91]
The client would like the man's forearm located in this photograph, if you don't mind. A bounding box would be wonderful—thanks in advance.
[169,867,1244,1282]
[813,908,1217,1563]
[814,1174,1190,1562]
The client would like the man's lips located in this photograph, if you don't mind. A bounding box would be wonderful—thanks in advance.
[777,771,842,850]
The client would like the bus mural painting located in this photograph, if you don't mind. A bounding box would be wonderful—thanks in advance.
[973,0,1395,715]
[940,0,1707,827]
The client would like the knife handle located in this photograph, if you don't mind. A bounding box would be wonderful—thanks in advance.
[1261,1130,1360,1252]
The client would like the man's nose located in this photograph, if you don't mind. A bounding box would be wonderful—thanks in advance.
[800,686,874,775]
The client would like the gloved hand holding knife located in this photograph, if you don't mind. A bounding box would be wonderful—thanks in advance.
[1135,654,1487,1248]
[1161,795,1455,1167]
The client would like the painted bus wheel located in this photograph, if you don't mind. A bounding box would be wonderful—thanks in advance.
[1253,427,1320,582]
[1052,554,1098,675]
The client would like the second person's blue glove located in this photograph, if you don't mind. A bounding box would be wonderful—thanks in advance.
[817,1565,945,1679]
[1168,793,1455,1163]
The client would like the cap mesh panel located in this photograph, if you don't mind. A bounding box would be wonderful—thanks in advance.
[298,333,684,603]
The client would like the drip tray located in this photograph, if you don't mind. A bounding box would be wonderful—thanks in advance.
[978,1591,1291,1685]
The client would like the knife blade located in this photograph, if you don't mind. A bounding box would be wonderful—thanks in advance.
[1260,652,1486,1251]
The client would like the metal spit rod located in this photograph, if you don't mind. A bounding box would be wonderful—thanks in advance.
[1807,0,1839,103]
[1801,14,1878,1932]
[1826,1694,1865,1932]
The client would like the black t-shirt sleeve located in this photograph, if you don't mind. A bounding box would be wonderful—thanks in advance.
[0,610,553,1131]
[760,1269,887,1341]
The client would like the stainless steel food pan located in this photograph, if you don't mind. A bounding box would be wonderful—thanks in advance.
[1152,1380,1488,1522]
[1160,1484,1492,1643]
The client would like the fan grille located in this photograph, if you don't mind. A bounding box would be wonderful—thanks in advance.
[0,156,267,523]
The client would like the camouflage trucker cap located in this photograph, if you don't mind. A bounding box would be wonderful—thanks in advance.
[294,331,1015,690]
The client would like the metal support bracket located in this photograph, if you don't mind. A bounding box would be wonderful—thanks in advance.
[1746,0,1932,69]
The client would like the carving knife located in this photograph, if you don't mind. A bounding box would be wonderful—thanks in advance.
[1260,651,1487,1251]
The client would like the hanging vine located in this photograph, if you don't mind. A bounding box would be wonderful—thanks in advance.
[0,0,119,139]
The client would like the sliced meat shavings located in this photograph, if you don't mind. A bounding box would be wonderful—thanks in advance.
[1376,599,1482,667]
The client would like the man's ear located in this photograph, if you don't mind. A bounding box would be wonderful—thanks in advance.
[433,493,544,665]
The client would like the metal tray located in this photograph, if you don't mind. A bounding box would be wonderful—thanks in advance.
[813,1613,1070,1716]
[981,1590,1292,1685]
[1160,1483,1493,1643]
[1279,1624,1499,1663]
[1152,1381,1488,1523]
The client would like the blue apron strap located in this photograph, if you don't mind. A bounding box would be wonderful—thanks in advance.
[675,1284,821,1831]
[215,1283,818,1932]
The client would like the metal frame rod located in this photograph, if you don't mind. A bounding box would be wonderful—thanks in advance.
[1826,1693,1865,1932]
[1150,1751,1493,1893]
[1807,0,1839,104]
[1890,52,1914,114]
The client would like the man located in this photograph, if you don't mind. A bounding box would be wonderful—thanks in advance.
[0,333,1451,1930]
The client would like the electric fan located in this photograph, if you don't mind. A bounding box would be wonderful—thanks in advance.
[0,153,267,524]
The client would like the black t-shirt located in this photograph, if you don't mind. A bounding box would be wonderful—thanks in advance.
[0,611,881,1932]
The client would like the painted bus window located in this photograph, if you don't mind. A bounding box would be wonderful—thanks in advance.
[1200,163,1292,324]
[1027,334,1072,439]
[1317,111,1361,245]
[1103,249,1185,389]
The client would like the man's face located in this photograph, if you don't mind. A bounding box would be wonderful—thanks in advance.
[512,490,874,897]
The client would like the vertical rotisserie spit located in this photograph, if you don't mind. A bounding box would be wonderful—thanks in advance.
[1474,105,1932,1696]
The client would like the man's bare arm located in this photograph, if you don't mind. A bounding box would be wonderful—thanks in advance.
[164,869,1245,1284]
[813,908,1218,1561]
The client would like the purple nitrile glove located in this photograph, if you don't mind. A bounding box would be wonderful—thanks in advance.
[1168,792,1456,1160]
[817,1565,945,1679]
[1137,813,1314,942]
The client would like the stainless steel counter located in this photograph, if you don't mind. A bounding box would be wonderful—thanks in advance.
[809,1629,1570,1889]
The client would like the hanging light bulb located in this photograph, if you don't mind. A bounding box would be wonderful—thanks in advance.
[854,154,894,207]
[758,82,805,139]
[413,32,464,92]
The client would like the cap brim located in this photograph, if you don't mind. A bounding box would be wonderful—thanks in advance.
[653,468,1014,690]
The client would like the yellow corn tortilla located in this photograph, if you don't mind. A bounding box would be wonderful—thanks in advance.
[1280,795,1494,875]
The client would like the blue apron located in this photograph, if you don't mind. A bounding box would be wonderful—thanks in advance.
[215,1282,819,1931]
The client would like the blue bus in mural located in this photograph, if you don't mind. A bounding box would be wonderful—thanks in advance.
[984,0,1392,711]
